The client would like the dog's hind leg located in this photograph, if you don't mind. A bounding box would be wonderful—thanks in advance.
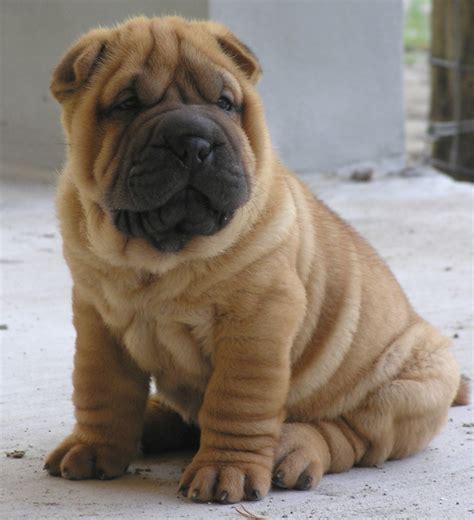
[274,338,461,490]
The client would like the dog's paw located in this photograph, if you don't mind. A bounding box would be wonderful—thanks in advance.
[178,452,271,503]
[44,435,131,480]
[272,448,323,490]
[272,423,325,490]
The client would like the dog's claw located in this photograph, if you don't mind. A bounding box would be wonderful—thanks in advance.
[272,470,285,488]
[296,474,313,490]
[177,484,188,497]
[250,489,261,501]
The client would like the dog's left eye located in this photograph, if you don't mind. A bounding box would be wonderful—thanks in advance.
[112,96,140,111]
[217,96,233,111]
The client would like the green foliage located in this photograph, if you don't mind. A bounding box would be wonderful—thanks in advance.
[404,0,431,51]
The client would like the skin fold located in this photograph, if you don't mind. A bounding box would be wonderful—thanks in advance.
[44,16,463,504]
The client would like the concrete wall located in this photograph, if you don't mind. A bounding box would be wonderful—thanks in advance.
[0,0,404,177]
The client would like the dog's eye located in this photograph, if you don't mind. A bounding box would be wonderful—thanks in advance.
[112,96,140,111]
[217,96,233,111]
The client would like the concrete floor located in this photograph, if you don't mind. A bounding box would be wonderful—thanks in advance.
[1,169,473,519]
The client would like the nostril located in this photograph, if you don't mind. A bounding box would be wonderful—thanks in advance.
[167,135,212,167]
[196,139,211,162]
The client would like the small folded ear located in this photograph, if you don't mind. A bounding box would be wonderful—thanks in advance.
[202,22,262,84]
[51,32,107,102]
[215,32,262,84]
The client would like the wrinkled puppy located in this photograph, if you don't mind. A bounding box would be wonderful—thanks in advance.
[45,16,464,503]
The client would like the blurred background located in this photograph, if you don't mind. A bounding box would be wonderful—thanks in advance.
[0,0,472,182]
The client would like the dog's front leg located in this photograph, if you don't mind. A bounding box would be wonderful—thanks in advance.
[179,281,304,503]
[44,288,150,480]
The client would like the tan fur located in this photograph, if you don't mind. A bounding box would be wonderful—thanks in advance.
[44,16,462,503]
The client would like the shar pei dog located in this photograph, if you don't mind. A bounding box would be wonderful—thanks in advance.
[44,16,466,503]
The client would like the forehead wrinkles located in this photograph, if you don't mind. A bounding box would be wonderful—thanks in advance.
[100,20,178,103]
[146,19,179,70]
[178,41,224,100]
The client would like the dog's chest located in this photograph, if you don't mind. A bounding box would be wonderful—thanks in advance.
[98,277,215,413]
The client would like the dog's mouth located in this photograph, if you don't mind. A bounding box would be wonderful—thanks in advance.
[112,187,233,252]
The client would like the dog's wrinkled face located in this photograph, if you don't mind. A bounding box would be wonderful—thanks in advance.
[104,60,252,253]
[52,17,265,252]
[107,101,249,253]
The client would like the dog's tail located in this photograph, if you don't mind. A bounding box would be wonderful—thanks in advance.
[452,374,470,406]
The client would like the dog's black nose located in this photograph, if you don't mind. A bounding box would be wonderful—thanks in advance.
[167,135,212,168]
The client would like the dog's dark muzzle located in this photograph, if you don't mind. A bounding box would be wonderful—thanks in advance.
[108,108,249,252]
[112,187,233,252]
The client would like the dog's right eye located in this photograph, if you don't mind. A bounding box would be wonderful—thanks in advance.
[112,96,140,111]
[100,96,141,119]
